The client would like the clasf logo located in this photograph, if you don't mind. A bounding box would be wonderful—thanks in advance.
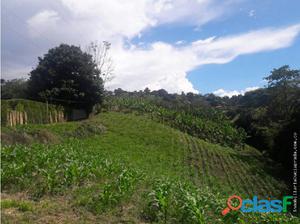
[222,195,293,215]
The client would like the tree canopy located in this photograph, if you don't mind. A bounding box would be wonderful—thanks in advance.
[264,65,300,88]
[1,78,28,99]
[27,44,104,113]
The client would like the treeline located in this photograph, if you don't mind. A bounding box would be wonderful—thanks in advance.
[224,66,300,180]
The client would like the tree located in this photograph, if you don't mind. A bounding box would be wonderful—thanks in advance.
[264,65,300,119]
[265,65,300,88]
[1,78,28,99]
[225,65,300,181]
[27,44,104,113]
[86,41,114,84]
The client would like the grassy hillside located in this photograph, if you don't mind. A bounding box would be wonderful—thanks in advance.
[1,112,298,223]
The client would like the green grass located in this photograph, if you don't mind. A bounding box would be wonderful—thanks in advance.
[1,199,34,212]
[1,112,298,223]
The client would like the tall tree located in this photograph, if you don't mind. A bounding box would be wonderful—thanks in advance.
[264,65,300,119]
[85,41,114,84]
[27,44,104,113]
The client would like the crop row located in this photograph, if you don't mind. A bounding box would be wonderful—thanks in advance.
[181,134,285,198]
[1,140,124,197]
[73,168,143,213]
[142,179,299,224]
[104,97,246,148]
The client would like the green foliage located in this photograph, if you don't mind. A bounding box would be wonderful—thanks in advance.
[143,180,299,224]
[88,168,143,213]
[229,65,300,175]
[104,97,246,148]
[264,65,300,88]
[143,180,229,223]
[1,99,64,126]
[68,121,106,138]
[1,199,34,212]
[1,112,298,223]
[0,78,28,99]
[145,181,173,223]
[1,140,119,197]
[27,44,104,112]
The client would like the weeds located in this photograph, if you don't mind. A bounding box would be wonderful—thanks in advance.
[1,199,34,212]
[67,122,106,138]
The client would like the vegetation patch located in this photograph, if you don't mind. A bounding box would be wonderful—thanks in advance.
[1,112,298,223]
[1,121,106,145]
[1,129,60,145]
[74,168,143,214]
[143,180,299,224]
[1,141,115,197]
[1,99,64,126]
[67,121,106,138]
[104,97,246,148]
[1,199,34,212]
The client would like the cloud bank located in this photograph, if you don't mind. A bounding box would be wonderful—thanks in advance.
[2,0,300,93]
[213,86,259,97]
[108,24,300,93]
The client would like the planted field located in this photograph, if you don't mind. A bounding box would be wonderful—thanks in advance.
[180,133,286,198]
[1,112,298,223]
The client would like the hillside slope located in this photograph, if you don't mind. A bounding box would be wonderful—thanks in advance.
[1,112,297,223]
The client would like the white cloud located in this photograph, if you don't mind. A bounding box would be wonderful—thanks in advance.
[150,0,231,27]
[5,1,300,94]
[61,0,156,39]
[27,10,60,37]
[108,42,199,93]
[59,0,233,39]
[213,86,259,97]
[248,9,255,17]
[107,24,300,93]
[175,40,185,45]
[191,24,300,65]
[244,86,260,92]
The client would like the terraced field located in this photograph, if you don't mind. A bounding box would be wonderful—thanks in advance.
[1,112,298,223]
[180,133,285,197]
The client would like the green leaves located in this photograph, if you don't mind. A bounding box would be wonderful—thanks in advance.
[143,180,300,224]
[106,97,246,148]
[144,180,224,224]
[145,180,172,223]
[1,141,120,196]
[97,168,142,211]
[28,44,104,112]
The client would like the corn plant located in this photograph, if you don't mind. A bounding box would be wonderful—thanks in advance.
[1,140,123,196]
[89,168,143,213]
[146,181,173,223]
[176,184,206,224]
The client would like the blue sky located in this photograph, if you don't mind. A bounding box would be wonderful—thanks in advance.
[2,0,300,96]
[129,0,300,94]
